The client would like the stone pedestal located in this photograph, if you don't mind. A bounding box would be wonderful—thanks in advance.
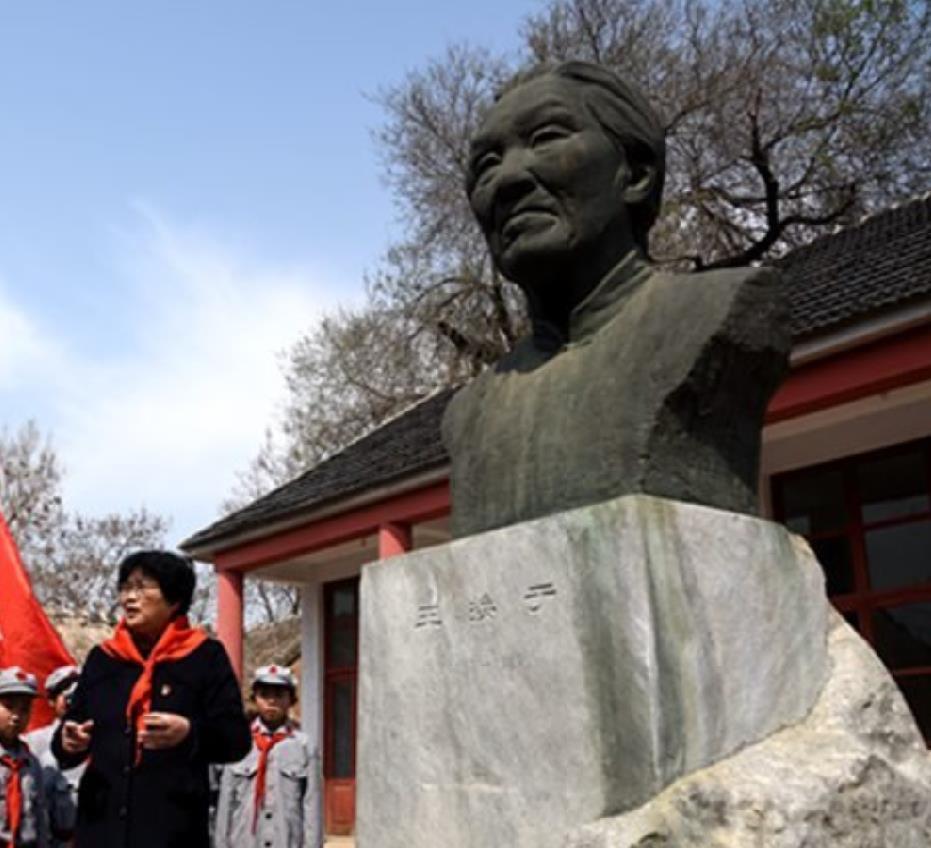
[356,496,828,848]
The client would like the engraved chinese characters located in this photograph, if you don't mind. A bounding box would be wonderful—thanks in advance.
[413,583,559,630]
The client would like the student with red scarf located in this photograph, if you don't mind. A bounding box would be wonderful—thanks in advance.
[215,666,322,848]
[52,550,251,848]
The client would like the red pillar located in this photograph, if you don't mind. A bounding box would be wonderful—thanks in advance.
[216,568,244,680]
[378,522,412,559]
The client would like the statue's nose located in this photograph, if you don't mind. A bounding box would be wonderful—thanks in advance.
[492,147,538,209]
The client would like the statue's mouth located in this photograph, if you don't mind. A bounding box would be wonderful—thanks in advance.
[500,206,558,240]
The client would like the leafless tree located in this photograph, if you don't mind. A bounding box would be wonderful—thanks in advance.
[0,421,169,623]
[33,510,170,623]
[0,421,64,566]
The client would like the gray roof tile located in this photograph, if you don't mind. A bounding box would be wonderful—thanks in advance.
[182,389,453,552]
[780,194,931,337]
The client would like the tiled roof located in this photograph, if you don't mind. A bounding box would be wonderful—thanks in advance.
[183,195,931,554]
[780,194,931,338]
[182,389,454,552]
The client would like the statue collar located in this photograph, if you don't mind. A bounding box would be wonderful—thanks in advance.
[531,250,653,352]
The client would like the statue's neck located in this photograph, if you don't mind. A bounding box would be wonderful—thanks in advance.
[524,246,649,348]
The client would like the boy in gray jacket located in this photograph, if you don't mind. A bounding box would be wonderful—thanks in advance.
[24,665,81,847]
[215,666,322,848]
[0,667,50,848]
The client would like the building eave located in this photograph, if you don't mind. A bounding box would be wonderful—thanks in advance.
[790,296,931,367]
[181,463,450,563]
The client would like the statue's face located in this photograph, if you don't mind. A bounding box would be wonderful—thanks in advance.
[467,75,632,286]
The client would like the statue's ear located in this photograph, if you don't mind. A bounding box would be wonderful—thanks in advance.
[620,158,658,207]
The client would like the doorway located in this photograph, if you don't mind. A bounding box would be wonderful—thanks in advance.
[323,577,359,835]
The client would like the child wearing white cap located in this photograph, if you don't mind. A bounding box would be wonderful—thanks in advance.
[215,665,322,848]
[23,666,82,848]
[0,667,50,847]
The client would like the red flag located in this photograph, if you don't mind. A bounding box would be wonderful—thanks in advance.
[0,511,75,730]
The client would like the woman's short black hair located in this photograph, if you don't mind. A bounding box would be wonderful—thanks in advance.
[117,550,196,615]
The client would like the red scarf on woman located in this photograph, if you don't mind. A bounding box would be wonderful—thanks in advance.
[1,740,29,847]
[101,616,207,764]
[251,721,292,832]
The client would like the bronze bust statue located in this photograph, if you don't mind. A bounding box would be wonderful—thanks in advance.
[442,62,790,538]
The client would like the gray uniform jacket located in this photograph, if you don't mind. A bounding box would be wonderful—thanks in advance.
[215,721,322,848]
[0,739,50,848]
[23,721,81,846]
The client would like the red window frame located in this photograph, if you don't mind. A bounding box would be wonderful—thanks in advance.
[772,437,931,739]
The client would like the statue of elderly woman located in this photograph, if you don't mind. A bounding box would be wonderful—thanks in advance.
[443,62,790,537]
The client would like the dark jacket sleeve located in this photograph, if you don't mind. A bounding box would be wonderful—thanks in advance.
[189,640,251,765]
[51,647,97,770]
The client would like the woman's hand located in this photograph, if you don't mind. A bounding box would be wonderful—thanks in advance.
[139,711,191,750]
[61,720,94,754]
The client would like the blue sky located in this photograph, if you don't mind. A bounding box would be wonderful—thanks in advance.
[0,1,537,543]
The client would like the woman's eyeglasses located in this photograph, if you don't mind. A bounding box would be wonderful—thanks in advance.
[118,580,161,597]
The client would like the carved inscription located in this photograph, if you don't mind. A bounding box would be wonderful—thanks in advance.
[468,593,498,622]
[414,603,442,629]
[523,582,558,613]
[414,583,559,630]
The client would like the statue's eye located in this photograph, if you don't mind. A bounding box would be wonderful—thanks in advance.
[530,124,571,146]
[471,151,501,182]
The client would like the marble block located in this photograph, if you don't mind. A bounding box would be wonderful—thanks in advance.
[356,495,828,848]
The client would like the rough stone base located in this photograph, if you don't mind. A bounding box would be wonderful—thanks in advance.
[565,613,931,848]
[356,496,827,848]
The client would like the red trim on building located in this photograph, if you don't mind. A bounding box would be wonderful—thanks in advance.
[377,522,412,559]
[768,323,931,423]
[216,569,244,679]
[214,480,449,573]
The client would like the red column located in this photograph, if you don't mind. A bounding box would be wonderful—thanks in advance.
[378,522,412,559]
[216,568,244,680]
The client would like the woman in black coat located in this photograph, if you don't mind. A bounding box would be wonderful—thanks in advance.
[52,550,251,848]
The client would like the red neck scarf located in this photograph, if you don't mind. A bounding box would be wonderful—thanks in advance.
[1,741,29,847]
[251,721,292,832]
[101,616,207,764]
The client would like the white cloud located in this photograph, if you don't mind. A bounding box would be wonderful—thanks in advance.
[0,281,62,391]
[33,202,349,542]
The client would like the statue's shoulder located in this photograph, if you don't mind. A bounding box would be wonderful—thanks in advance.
[442,335,540,448]
[651,263,781,293]
[642,264,788,356]
[649,263,785,321]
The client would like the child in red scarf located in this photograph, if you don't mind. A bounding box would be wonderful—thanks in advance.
[0,667,49,847]
[215,666,322,848]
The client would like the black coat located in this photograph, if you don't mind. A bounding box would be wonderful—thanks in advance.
[52,637,251,848]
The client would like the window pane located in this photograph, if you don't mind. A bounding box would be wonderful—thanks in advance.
[894,675,931,741]
[858,449,930,524]
[328,680,355,778]
[327,624,357,669]
[329,584,357,618]
[780,469,848,535]
[810,536,855,596]
[872,602,931,670]
[865,520,931,591]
